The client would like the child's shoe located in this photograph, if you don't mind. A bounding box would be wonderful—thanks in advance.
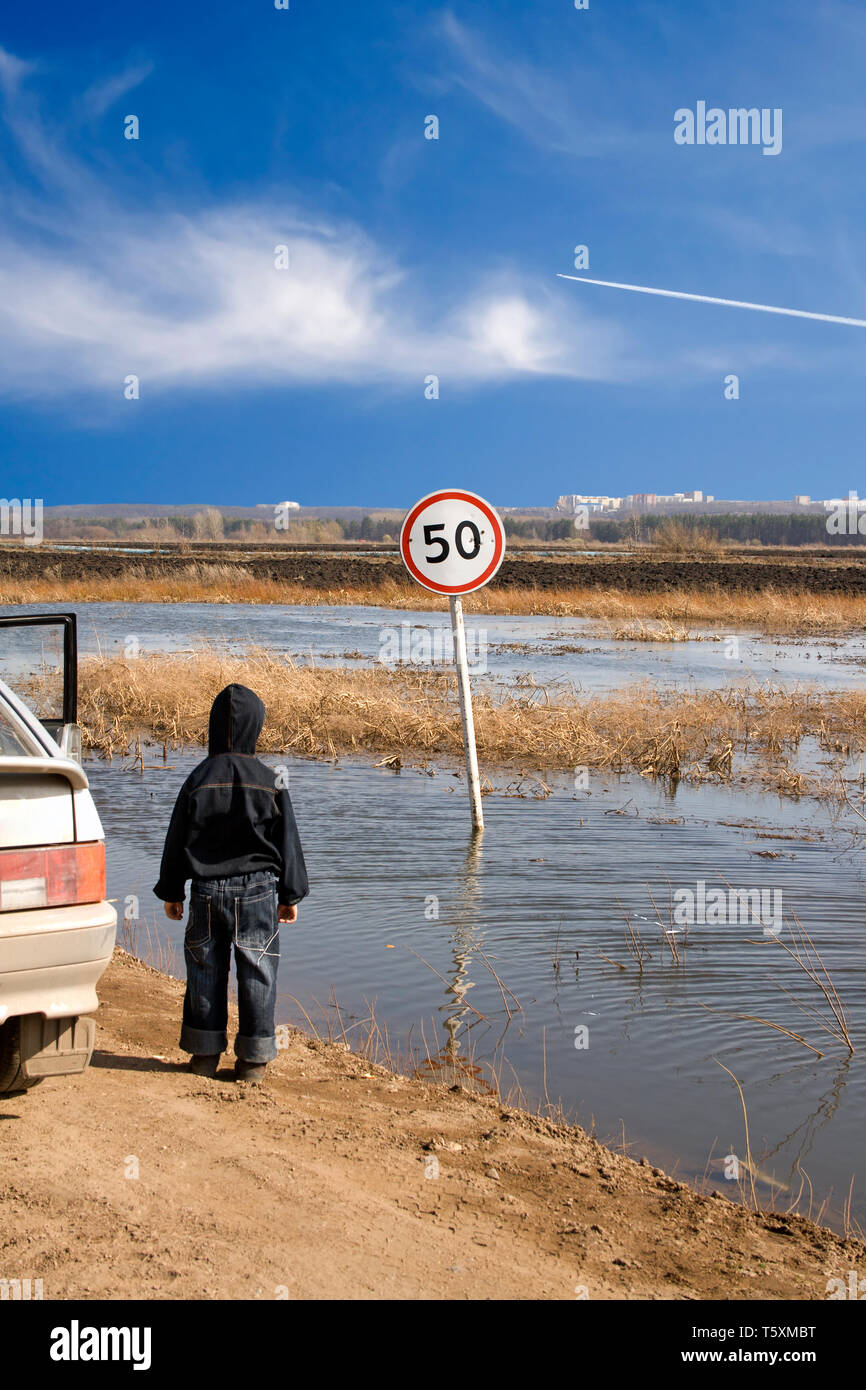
[234,1060,268,1083]
[189,1054,220,1078]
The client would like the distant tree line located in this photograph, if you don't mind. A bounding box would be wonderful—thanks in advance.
[37,509,865,547]
[503,517,576,540]
[589,512,865,546]
[40,511,394,544]
[338,516,395,540]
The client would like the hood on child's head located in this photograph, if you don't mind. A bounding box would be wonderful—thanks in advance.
[207,684,266,756]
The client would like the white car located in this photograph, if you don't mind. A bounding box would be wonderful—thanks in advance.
[0,613,116,1095]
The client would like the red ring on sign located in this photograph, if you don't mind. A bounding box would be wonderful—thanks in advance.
[400,489,505,594]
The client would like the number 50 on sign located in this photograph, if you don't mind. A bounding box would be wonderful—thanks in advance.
[400,490,505,595]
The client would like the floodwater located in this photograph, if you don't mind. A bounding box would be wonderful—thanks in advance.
[89,751,866,1233]
[2,597,865,1229]
[4,599,866,694]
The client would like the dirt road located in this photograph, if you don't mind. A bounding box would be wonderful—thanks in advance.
[1,951,860,1300]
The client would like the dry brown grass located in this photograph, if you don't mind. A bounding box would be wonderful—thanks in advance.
[608,618,698,642]
[3,565,866,633]
[568,587,865,634]
[651,520,725,556]
[74,647,866,786]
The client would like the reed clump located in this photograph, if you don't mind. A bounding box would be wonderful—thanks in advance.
[74,648,866,784]
[652,520,724,556]
[608,618,696,642]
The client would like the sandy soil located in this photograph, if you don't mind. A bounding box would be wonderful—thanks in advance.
[1,951,862,1302]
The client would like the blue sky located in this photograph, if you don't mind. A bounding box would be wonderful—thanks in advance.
[2,0,866,507]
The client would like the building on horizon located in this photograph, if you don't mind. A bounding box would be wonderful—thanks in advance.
[555,494,622,513]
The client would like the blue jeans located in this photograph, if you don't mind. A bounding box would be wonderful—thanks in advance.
[180,871,280,1064]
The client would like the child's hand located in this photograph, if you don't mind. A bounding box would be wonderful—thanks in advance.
[164,901,184,921]
[278,904,298,924]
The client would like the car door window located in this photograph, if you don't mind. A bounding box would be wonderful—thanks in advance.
[0,702,36,756]
[0,624,64,722]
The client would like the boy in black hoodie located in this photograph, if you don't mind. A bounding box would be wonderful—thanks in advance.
[154,684,308,1082]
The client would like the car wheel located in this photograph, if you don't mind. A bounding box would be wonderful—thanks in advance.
[0,1020,43,1095]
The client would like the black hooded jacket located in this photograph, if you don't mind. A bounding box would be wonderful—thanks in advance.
[153,684,309,906]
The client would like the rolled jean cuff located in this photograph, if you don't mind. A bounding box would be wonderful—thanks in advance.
[234,1033,277,1064]
[180,1024,227,1056]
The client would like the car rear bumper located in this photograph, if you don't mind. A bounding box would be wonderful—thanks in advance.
[0,900,117,1024]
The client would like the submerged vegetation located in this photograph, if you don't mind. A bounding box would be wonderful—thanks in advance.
[74,646,866,795]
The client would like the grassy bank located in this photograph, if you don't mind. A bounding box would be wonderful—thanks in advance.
[4,564,866,632]
[76,648,866,791]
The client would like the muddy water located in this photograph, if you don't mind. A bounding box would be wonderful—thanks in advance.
[3,599,866,692]
[88,750,866,1233]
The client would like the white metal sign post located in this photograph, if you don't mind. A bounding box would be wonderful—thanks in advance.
[400,489,506,832]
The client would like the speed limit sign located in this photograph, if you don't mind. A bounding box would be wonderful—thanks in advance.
[400,489,505,595]
[400,489,505,832]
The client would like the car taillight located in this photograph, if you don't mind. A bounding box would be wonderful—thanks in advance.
[0,842,105,911]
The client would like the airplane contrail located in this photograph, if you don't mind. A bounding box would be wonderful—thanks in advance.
[557,273,866,328]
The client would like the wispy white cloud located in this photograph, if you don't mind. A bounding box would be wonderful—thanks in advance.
[0,48,34,93]
[77,61,153,122]
[432,10,652,159]
[0,207,626,397]
[697,208,813,259]
[1,43,842,407]
[0,48,626,401]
